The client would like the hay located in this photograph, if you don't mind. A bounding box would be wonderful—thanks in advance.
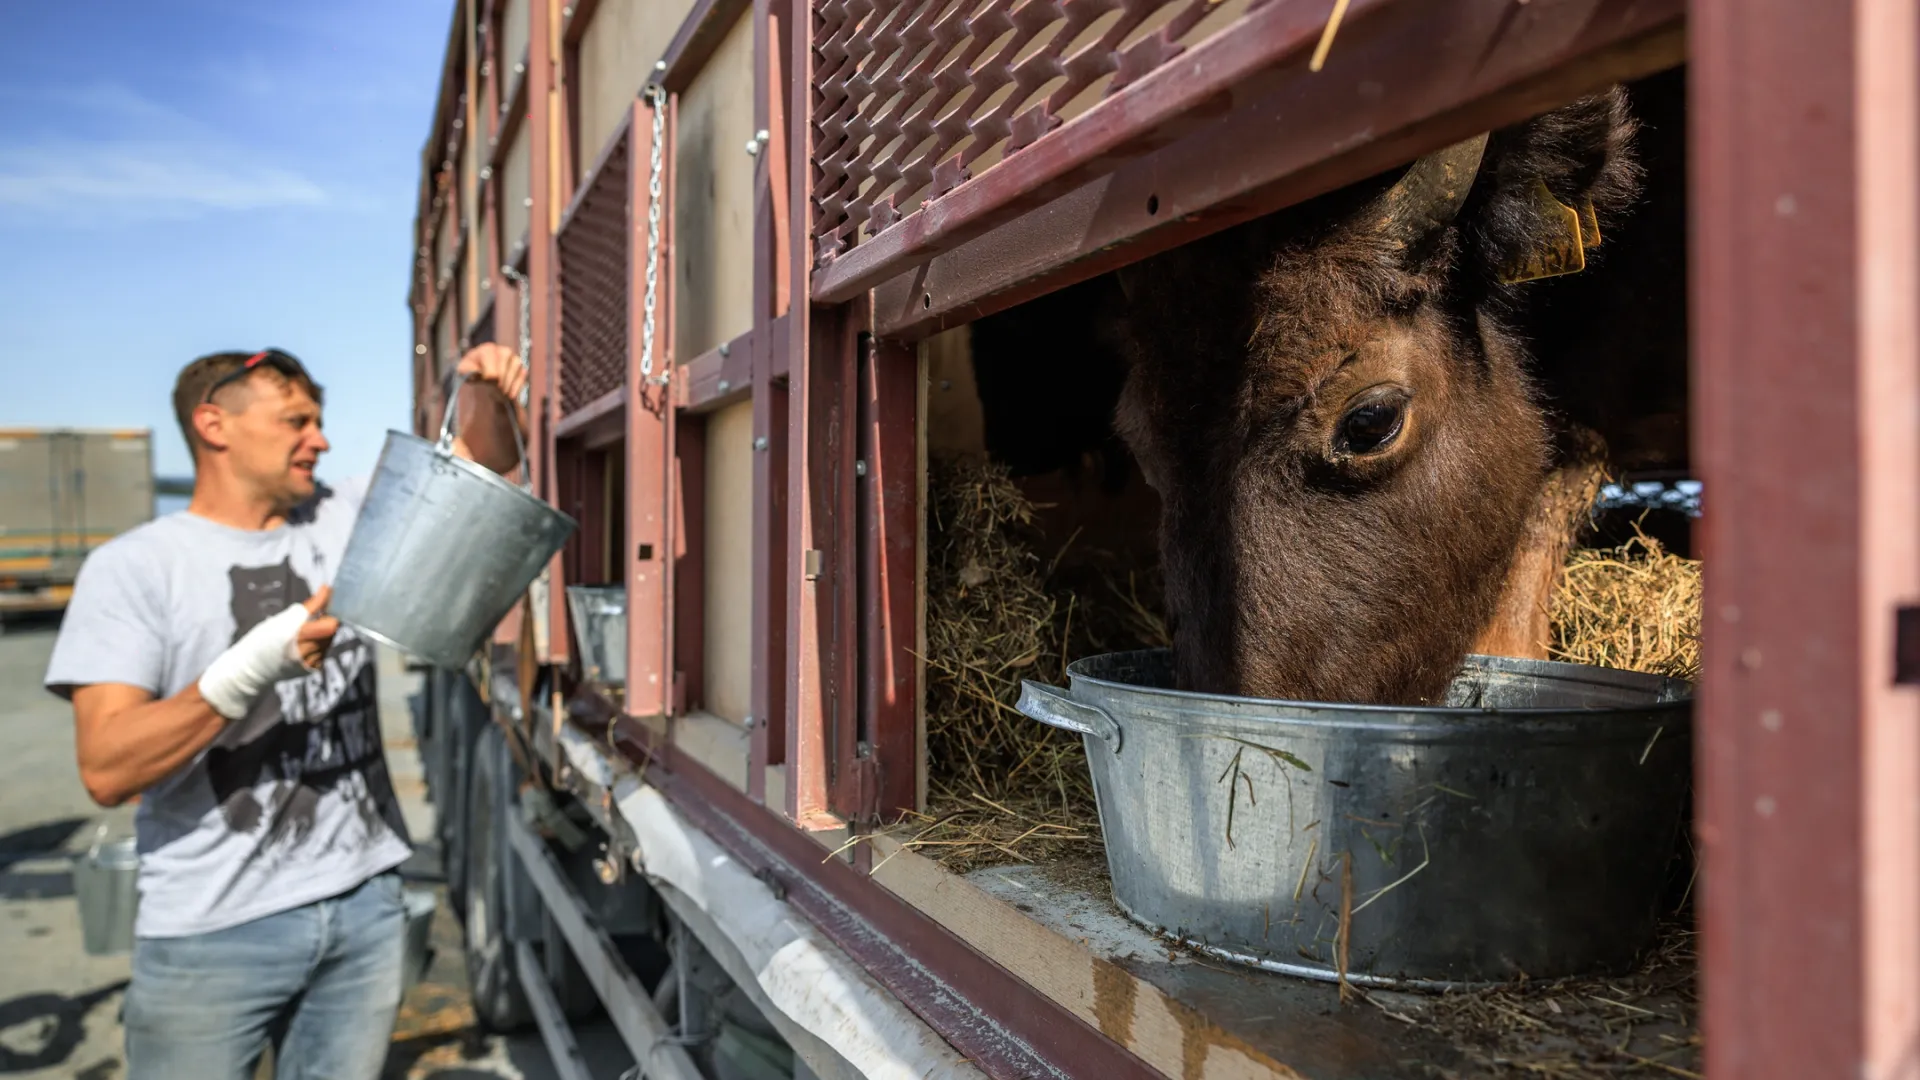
[1379,922,1699,1079]
[1549,530,1702,681]
[901,454,1177,874]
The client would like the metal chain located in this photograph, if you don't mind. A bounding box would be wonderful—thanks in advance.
[498,262,533,409]
[640,84,668,382]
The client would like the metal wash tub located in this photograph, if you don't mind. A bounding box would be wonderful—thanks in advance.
[1017,651,1692,987]
[565,585,627,687]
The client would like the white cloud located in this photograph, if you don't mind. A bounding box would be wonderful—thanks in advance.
[0,140,328,220]
[0,81,332,222]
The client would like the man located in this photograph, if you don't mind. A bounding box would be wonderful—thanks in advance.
[45,343,528,1079]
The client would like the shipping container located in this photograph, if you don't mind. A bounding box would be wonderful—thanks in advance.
[0,429,154,614]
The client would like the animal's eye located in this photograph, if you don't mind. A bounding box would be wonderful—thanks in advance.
[1336,401,1404,454]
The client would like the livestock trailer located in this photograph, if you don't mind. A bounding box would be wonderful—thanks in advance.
[0,428,154,614]
[405,1,1919,1077]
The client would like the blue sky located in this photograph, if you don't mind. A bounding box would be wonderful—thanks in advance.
[0,0,454,484]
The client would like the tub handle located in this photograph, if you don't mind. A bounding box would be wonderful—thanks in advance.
[1017,681,1123,756]
[439,370,533,489]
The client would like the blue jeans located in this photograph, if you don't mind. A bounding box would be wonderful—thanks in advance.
[124,870,406,1080]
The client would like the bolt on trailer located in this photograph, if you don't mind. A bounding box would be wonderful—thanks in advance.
[404,1,1920,1078]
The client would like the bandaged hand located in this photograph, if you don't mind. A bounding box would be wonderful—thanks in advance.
[198,586,339,720]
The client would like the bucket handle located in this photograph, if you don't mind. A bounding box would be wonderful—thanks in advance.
[1017,680,1123,756]
[439,369,533,489]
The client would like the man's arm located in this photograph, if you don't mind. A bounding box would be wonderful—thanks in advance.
[450,343,529,477]
[73,682,226,807]
[69,588,338,808]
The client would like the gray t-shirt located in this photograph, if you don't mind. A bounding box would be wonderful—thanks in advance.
[45,478,411,938]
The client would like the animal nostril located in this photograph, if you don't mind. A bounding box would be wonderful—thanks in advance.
[1146,194,1159,216]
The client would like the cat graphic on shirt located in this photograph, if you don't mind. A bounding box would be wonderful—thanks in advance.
[204,558,397,847]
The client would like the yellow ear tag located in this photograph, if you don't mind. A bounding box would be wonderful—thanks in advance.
[1496,179,1586,284]
[1577,198,1602,249]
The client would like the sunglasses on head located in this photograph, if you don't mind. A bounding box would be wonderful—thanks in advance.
[202,349,310,405]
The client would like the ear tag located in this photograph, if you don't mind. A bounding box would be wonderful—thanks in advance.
[1496,179,1586,284]
[1577,198,1602,249]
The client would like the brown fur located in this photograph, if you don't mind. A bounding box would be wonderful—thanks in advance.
[1111,90,1641,705]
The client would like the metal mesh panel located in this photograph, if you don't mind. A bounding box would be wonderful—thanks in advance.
[558,131,630,416]
[811,0,1257,263]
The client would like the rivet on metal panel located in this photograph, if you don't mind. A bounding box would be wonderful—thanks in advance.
[562,4,572,15]
[753,436,769,451]
[743,715,756,730]
[1895,606,1920,684]
[855,459,868,478]
[523,197,533,208]
[718,341,730,358]
[415,344,427,355]
[654,60,666,73]
[480,165,492,180]
[514,62,526,75]
[803,549,824,581]
[717,380,731,393]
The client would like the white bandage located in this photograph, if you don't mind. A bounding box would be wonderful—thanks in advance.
[197,605,316,720]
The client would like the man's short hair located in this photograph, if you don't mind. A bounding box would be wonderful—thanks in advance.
[172,351,326,459]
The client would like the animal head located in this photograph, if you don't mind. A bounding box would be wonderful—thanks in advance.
[1112,90,1640,705]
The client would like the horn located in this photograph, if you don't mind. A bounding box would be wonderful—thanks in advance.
[1368,132,1490,250]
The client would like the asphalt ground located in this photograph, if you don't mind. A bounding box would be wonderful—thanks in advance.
[0,616,629,1080]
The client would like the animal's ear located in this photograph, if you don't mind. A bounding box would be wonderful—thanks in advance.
[1468,87,1642,285]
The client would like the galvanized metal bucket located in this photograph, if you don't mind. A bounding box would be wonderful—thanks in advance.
[72,828,138,956]
[333,374,576,669]
[565,585,627,686]
[1017,651,1692,987]
[401,887,439,993]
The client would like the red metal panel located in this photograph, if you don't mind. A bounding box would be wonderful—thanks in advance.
[625,93,675,719]
[660,0,754,93]
[527,0,568,665]
[859,337,918,820]
[1693,2,1920,1076]
[867,0,1682,339]
[676,327,758,414]
[787,301,859,827]
[810,0,1248,275]
[552,387,622,442]
[751,0,795,803]
[674,416,707,715]
[556,124,631,415]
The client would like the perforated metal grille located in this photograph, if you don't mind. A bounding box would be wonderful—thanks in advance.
[557,132,630,416]
[811,0,1259,263]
